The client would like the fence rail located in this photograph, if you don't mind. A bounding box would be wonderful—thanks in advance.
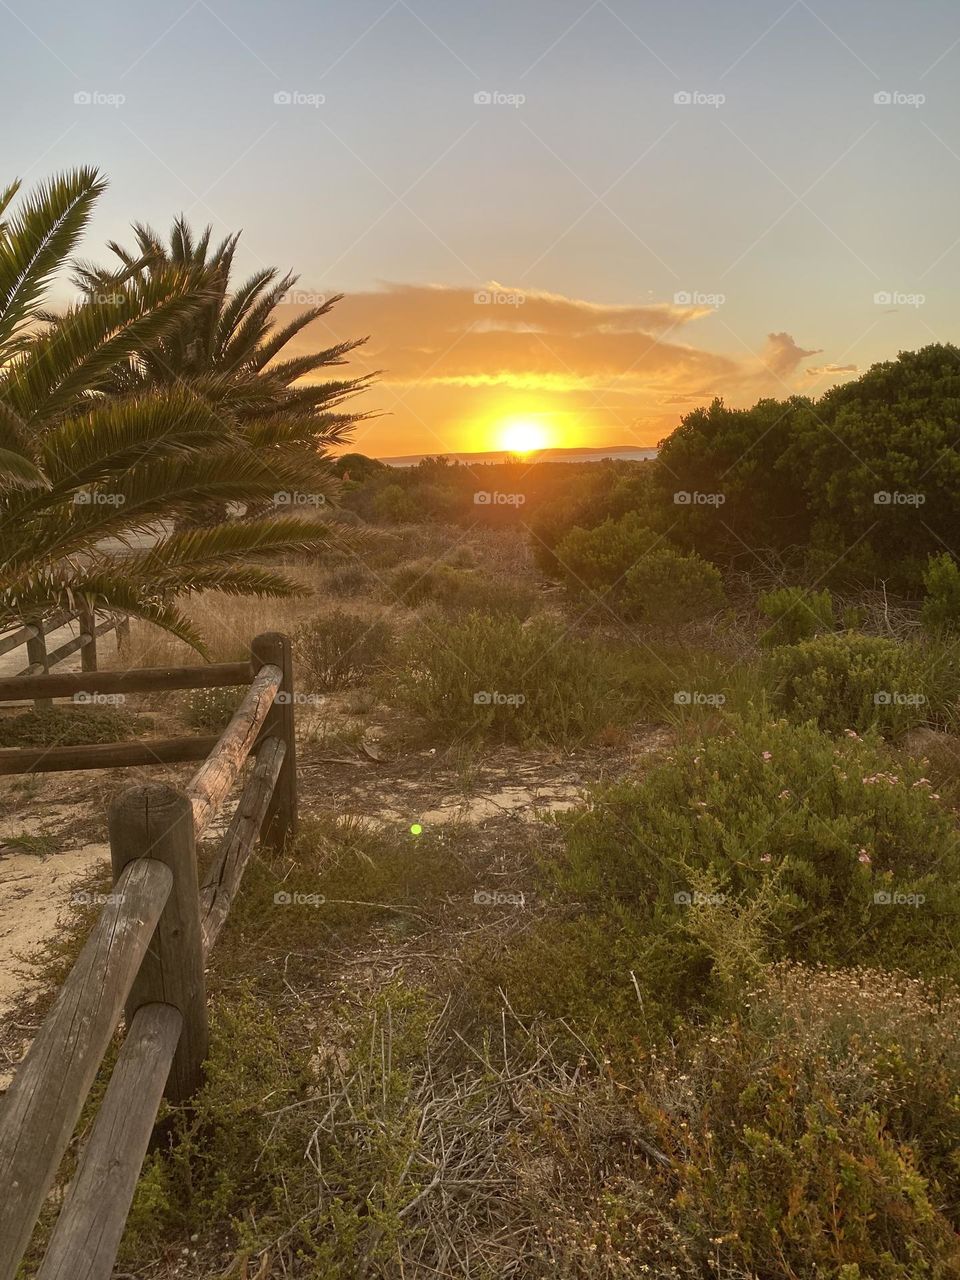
[0,607,130,706]
[0,631,297,1280]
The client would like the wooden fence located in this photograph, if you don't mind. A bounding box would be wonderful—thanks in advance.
[0,607,130,706]
[0,631,298,1280]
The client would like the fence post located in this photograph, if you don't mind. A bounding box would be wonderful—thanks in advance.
[108,783,208,1101]
[116,614,130,652]
[250,631,297,852]
[78,602,97,674]
[25,618,51,709]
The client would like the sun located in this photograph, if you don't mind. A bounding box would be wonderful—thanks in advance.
[497,417,549,455]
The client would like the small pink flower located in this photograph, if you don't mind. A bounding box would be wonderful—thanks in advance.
[760,853,772,864]
[858,849,872,865]
[778,789,792,800]
[761,751,772,761]
[844,729,860,739]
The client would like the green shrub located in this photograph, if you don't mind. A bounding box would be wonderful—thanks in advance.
[293,611,394,690]
[0,704,142,747]
[388,559,534,619]
[182,685,243,733]
[758,585,834,645]
[555,513,661,593]
[922,552,960,633]
[389,611,638,745]
[372,483,421,523]
[619,548,725,625]
[491,715,960,1040]
[765,632,942,735]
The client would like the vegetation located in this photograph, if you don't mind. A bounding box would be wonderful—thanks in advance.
[0,169,367,650]
[293,610,394,689]
[0,703,143,746]
[758,584,834,645]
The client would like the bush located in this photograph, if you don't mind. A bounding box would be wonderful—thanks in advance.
[0,704,142,747]
[491,715,960,1039]
[765,632,942,735]
[555,513,661,593]
[389,611,640,746]
[758,585,833,645]
[616,966,960,1277]
[388,560,534,619]
[922,552,960,633]
[619,548,725,625]
[293,611,394,689]
[183,685,243,733]
[372,483,421,523]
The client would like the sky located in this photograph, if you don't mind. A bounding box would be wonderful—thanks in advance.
[5,0,960,457]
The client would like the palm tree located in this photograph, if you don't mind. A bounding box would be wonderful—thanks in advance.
[0,169,344,651]
[74,217,374,495]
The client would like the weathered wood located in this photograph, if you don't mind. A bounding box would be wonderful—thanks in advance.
[0,659,251,704]
[186,662,282,838]
[200,736,287,956]
[108,784,208,1102]
[0,609,79,658]
[116,615,130,651]
[0,734,220,776]
[251,633,298,851]
[36,1002,183,1280]
[0,859,172,1280]
[79,604,97,674]
[27,619,114,675]
[25,617,51,709]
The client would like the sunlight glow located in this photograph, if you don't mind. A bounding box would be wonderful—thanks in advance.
[496,417,550,455]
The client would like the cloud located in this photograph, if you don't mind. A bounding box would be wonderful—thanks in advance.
[805,363,858,378]
[762,332,823,379]
[276,283,827,453]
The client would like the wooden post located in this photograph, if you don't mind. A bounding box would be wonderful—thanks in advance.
[25,618,51,709]
[108,784,208,1102]
[116,614,130,653]
[250,632,297,851]
[78,603,97,674]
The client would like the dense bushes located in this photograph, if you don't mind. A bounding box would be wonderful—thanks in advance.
[389,611,663,745]
[758,585,833,645]
[0,704,142,746]
[495,716,960,1037]
[620,548,725,625]
[922,552,960,633]
[765,632,947,735]
[554,514,725,625]
[650,345,960,590]
[294,611,394,689]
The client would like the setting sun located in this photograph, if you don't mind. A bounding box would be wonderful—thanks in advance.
[497,417,549,455]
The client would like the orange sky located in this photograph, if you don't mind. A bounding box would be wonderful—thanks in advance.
[287,282,832,458]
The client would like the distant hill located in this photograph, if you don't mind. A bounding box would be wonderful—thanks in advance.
[376,445,657,467]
